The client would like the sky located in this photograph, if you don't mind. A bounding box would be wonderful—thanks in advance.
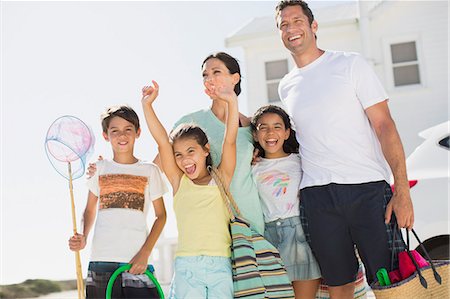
[0,0,349,285]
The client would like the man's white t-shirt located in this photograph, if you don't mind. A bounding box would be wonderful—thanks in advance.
[252,154,302,222]
[87,159,167,263]
[279,51,391,189]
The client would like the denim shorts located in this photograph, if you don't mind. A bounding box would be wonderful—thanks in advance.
[265,216,321,281]
[168,256,233,299]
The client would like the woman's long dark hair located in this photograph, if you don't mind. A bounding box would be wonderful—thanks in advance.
[202,52,242,96]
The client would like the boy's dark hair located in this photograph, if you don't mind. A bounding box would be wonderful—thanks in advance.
[202,52,242,96]
[251,105,299,158]
[101,105,140,133]
[275,0,315,27]
[170,124,213,168]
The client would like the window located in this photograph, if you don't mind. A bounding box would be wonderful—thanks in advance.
[390,41,421,87]
[265,60,288,102]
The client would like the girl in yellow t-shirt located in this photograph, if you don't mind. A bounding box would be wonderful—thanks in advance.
[141,58,239,299]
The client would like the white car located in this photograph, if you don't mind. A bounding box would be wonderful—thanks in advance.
[405,121,449,259]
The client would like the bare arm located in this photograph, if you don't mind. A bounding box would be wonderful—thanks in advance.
[241,114,252,127]
[141,81,182,192]
[365,100,414,229]
[68,191,98,251]
[205,83,239,187]
[129,197,166,274]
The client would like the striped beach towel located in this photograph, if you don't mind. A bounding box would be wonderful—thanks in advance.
[230,216,295,299]
[210,168,294,298]
[315,262,367,299]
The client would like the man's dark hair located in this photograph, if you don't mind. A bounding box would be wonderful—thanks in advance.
[275,0,315,27]
[101,105,140,133]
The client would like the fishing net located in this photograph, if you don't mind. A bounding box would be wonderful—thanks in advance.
[45,115,95,180]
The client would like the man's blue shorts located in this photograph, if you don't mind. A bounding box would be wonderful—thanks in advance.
[299,181,404,286]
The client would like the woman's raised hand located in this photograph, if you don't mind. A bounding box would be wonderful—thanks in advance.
[204,81,237,104]
[141,80,159,105]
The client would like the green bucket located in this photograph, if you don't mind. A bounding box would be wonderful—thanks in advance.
[105,264,165,299]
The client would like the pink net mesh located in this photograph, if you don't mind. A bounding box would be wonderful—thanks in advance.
[45,116,95,180]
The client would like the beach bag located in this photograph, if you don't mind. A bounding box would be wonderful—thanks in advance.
[371,227,450,299]
[210,169,295,299]
[229,215,295,298]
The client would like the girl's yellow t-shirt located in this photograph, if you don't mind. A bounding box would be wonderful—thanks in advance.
[173,175,231,257]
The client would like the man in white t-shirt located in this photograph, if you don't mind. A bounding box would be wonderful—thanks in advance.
[275,1,414,298]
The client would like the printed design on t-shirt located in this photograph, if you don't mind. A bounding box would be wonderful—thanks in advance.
[99,174,148,211]
[286,202,295,212]
[257,170,290,198]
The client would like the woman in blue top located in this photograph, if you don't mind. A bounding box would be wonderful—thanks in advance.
[172,52,264,234]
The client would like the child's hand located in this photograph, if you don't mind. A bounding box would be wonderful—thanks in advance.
[68,233,86,251]
[142,81,159,105]
[128,250,150,275]
[86,156,103,178]
[251,148,262,165]
[204,82,237,104]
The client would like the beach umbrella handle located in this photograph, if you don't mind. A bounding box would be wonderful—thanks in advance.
[105,264,165,299]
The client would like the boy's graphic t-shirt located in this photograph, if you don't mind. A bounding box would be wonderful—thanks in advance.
[252,154,302,222]
[87,159,167,263]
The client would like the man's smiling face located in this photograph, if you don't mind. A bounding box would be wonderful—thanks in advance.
[277,5,318,56]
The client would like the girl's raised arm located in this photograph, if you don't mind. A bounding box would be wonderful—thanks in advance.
[141,81,182,192]
[205,83,239,188]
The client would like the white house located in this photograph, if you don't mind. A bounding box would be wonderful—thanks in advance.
[225,0,448,155]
